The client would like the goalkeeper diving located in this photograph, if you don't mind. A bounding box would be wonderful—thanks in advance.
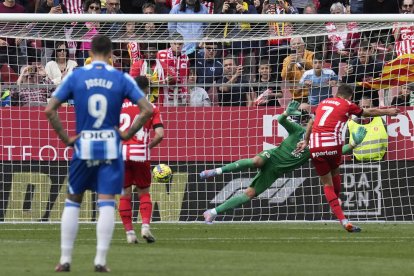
[200,101,367,224]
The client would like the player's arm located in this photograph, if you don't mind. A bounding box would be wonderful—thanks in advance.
[361,107,400,117]
[277,101,303,133]
[295,117,313,153]
[44,72,79,146]
[44,97,79,146]
[342,126,367,154]
[121,98,153,141]
[149,126,164,149]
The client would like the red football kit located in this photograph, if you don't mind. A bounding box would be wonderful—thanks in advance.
[310,97,363,175]
[393,23,414,57]
[120,100,163,188]
[156,48,189,105]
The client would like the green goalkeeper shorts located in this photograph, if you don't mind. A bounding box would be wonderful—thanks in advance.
[250,150,282,196]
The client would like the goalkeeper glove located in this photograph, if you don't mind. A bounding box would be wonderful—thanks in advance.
[285,101,302,116]
[350,126,367,147]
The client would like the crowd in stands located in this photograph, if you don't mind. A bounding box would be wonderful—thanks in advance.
[1,0,414,108]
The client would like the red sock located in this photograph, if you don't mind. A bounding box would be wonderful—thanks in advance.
[119,195,133,232]
[324,185,345,221]
[139,193,153,225]
[332,174,341,198]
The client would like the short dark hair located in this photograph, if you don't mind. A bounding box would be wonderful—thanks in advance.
[91,35,112,56]
[313,52,324,61]
[135,76,149,91]
[358,41,370,51]
[83,0,101,12]
[142,2,156,11]
[336,84,354,98]
[259,58,271,67]
[52,41,69,60]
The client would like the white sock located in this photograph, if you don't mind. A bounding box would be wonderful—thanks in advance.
[216,168,223,175]
[60,199,80,265]
[94,200,115,266]
[341,219,349,226]
[211,208,218,215]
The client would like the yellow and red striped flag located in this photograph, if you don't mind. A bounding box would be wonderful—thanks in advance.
[359,54,414,89]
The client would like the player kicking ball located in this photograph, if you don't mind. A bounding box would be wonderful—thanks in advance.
[200,100,367,231]
[296,84,400,232]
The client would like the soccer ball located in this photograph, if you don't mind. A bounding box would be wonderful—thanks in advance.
[152,164,173,183]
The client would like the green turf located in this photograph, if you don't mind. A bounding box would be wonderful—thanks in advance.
[1,223,414,276]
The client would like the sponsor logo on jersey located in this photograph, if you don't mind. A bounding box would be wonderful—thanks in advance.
[311,150,338,158]
[81,130,116,140]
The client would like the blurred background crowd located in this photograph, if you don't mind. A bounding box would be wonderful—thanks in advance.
[0,0,413,109]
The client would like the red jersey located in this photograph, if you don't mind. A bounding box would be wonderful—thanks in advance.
[62,0,82,14]
[119,100,163,161]
[156,48,189,103]
[311,97,363,148]
[393,23,414,56]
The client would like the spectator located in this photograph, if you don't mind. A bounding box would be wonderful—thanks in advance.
[120,0,144,13]
[302,3,327,57]
[0,0,25,74]
[342,41,383,106]
[254,58,282,106]
[325,2,361,75]
[261,0,296,79]
[253,0,263,13]
[194,40,223,91]
[364,0,399,13]
[37,0,68,13]
[393,0,414,57]
[222,0,258,82]
[391,85,413,106]
[300,53,338,107]
[154,0,171,13]
[347,96,388,161]
[61,0,83,13]
[16,0,34,12]
[11,62,53,106]
[130,44,164,103]
[142,2,156,33]
[188,68,211,106]
[45,41,77,85]
[317,0,347,13]
[281,37,313,104]
[349,0,363,13]
[76,0,101,66]
[104,0,122,14]
[140,3,168,50]
[216,56,255,106]
[399,0,414,13]
[0,0,25,12]
[38,0,68,65]
[168,0,208,55]
[156,36,190,106]
[291,0,308,13]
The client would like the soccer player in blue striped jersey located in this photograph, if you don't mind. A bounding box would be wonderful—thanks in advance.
[45,35,153,273]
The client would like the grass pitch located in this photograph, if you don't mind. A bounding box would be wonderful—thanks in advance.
[1,223,414,276]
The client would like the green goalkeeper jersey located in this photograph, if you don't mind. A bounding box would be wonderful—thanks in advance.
[260,115,311,175]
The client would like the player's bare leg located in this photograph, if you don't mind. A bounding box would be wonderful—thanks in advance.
[55,193,83,272]
[200,156,265,180]
[137,187,155,243]
[94,193,116,272]
[204,187,257,223]
[321,169,361,233]
[119,186,138,244]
